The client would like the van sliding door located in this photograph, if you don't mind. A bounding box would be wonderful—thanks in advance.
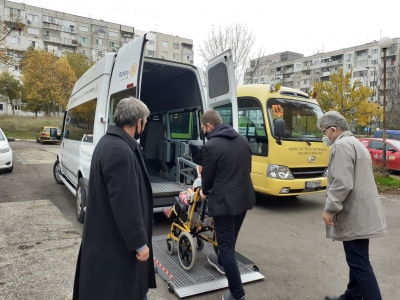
[206,50,238,131]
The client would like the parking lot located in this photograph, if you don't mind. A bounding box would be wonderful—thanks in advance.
[1,141,399,300]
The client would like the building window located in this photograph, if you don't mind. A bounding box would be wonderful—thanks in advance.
[148,40,154,46]
[296,64,301,69]
[29,41,39,48]
[43,16,60,24]
[147,50,154,56]
[109,31,117,37]
[46,45,58,53]
[80,50,88,56]
[93,25,107,34]
[96,38,104,45]
[391,58,396,66]
[173,43,179,49]
[0,104,3,111]
[11,38,21,44]
[173,53,180,60]
[162,41,168,48]
[371,49,379,55]
[186,54,192,60]
[346,54,352,60]
[5,7,25,17]
[354,60,367,68]
[79,26,89,32]
[28,28,40,35]
[346,64,352,70]
[109,41,119,48]
[79,37,89,44]
[28,14,39,22]
[161,51,168,58]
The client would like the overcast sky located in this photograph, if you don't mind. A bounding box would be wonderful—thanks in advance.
[21,0,399,65]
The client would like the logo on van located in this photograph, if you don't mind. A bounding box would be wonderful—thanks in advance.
[130,63,138,77]
[307,156,316,163]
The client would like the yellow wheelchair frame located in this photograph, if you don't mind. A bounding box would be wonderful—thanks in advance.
[165,188,218,271]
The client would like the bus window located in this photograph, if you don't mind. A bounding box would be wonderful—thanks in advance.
[267,98,323,141]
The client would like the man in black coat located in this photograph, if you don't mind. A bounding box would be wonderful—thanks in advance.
[73,97,156,300]
[200,110,256,300]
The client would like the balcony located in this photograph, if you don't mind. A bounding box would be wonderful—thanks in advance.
[300,75,310,80]
[321,71,331,77]
[92,44,108,51]
[43,35,61,43]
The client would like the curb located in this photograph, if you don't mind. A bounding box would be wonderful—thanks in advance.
[14,139,36,141]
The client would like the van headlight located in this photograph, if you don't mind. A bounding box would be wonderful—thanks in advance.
[267,164,294,179]
[1,146,10,153]
[323,168,328,177]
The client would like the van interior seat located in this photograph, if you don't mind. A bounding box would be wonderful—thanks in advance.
[141,119,165,171]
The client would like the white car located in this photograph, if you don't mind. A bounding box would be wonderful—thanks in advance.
[0,128,14,173]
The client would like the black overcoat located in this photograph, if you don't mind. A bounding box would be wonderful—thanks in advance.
[201,124,256,217]
[73,125,156,300]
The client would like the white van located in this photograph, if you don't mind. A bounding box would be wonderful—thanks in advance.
[53,35,238,222]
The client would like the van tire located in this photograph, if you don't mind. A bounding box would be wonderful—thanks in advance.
[53,160,64,184]
[76,178,86,223]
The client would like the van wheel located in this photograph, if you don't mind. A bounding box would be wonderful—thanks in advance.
[53,160,64,184]
[4,165,13,173]
[76,178,86,223]
[40,139,44,145]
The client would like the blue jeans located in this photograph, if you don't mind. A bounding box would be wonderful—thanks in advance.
[214,211,247,300]
[343,239,382,300]
[142,296,147,300]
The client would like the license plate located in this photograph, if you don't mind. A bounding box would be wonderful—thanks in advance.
[305,180,321,189]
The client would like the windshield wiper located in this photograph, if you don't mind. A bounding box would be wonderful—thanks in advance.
[283,137,311,146]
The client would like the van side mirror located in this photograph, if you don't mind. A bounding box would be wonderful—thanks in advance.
[273,119,285,145]
[7,137,15,142]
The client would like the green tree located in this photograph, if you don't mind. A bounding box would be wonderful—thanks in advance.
[21,48,77,116]
[312,68,380,126]
[0,71,22,115]
[63,52,93,79]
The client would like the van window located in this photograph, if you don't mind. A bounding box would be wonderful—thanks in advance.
[64,98,97,142]
[388,134,400,141]
[169,111,198,140]
[108,88,137,125]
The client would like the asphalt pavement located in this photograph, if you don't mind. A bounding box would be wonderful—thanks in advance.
[1,141,399,300]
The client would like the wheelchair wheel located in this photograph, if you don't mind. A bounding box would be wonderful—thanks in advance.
[178,232,197,271]
[167,240,174,255]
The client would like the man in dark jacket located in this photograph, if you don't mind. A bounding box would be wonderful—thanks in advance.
[73,97,156,300]
[200,110,256,300]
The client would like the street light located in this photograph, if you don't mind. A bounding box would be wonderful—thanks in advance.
[366,66,377,135]
[378,36,392,174]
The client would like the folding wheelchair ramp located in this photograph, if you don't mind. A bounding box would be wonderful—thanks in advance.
[152,235,265,298]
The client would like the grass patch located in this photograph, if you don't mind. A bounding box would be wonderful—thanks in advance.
[375,172,400,195]
[0,115,63,139]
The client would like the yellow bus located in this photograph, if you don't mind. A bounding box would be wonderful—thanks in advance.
[215,84,329,196]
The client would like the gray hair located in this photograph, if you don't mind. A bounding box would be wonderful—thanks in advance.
[317,111,348,131]
[114,97,150,128]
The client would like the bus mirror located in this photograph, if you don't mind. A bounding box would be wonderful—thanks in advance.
[273,119,285,137]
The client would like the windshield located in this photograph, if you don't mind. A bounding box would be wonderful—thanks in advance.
[390,141,400,149]
[267,98,323,141]
[0,130,4,141]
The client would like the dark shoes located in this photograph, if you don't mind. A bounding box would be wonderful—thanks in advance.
[222,292,245,300]
[324,295,345,300]
[207,254,225,275]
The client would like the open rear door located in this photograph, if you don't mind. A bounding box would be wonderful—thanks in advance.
[109,34,147,98]
[206,49,238,130]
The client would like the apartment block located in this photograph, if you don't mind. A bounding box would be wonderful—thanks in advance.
[0,0,194,115]
[244,39,400,104]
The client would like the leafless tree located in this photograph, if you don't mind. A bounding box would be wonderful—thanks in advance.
[0,15,25,67]
[198,23,264,85]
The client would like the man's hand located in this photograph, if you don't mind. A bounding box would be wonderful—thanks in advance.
[200,190,207,200]
[322,212,335,226]
[136,245,149,261]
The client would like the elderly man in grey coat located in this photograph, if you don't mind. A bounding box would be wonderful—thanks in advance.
[318,111,386,300]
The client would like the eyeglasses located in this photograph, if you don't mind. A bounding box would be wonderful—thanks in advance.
[321,126,336,134]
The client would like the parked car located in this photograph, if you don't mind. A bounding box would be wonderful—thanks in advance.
[359,137,400,171]
[0,128,14,173]
[36,127,61,144]
[374,129,400,141]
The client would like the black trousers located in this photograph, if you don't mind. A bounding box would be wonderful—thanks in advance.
[343,239,382,300]
[214,211,247,300]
